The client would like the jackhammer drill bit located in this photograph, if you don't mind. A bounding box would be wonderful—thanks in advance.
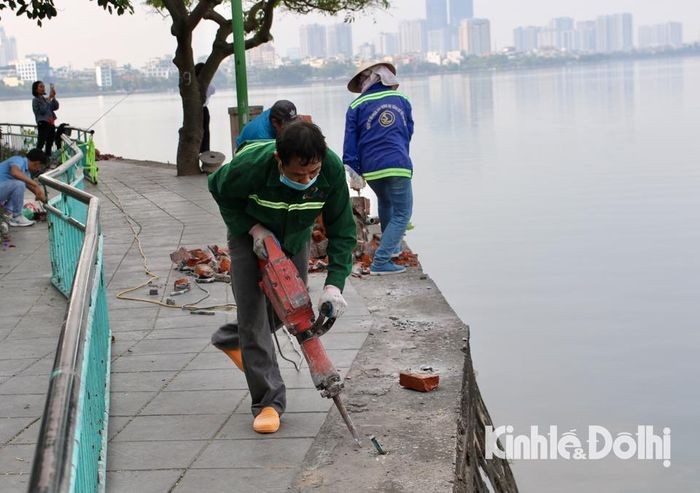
[333,394,362,446]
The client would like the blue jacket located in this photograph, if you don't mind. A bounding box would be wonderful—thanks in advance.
[235,108,274,148]
[342,83,414,181]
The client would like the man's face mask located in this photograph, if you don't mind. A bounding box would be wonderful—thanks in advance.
[279,173,317,191]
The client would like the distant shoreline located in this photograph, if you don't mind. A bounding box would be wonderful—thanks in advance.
[1,48,698,102]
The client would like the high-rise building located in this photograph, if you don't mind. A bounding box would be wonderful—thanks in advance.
[300,24,326,59]
[638,22,683,49]
[513,26,541,52]
[426,0,448,30]
[595,13,633,53]
[536,17,576,51]
[427,28,451,54]
[247,42,277,67]
[449,0,474,27]
[378,32,400,57]
[459,18,491,56]
[425,0,450,53]
[399,20,427,54]
[0,27,18,67]
[575,21,597,52]
[326,23,353,59]
[357,42,376,60]
[95,59,116,88]
[14,54,50,81]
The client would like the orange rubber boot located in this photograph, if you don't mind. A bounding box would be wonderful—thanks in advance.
[220,348,244,372]
[253,407,280,434]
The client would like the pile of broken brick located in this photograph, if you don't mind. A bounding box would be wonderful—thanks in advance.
[310,196,420,277]
[169,245,231,283]
[167,196,419,282]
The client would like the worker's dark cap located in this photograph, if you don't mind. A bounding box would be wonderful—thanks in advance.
[270,100,299,123]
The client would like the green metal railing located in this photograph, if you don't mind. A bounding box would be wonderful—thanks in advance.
[0,123,99,184]
[29,135,111,493]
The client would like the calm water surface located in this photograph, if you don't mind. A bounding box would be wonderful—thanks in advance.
[2,57,699,491]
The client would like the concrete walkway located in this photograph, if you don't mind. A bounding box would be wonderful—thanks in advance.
[0,160,372,492]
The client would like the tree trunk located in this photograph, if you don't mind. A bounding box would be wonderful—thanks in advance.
[175,85,204,176]
[173,29,204,176]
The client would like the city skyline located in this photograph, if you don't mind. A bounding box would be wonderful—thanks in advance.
[0,0,698,68]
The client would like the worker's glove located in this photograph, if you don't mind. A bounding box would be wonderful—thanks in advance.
[344,165,366,191]
[249,224,275,259]
[318,285,347,319]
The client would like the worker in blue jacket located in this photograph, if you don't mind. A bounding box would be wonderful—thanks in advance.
[343,61,414,275]
[235,100,299,150]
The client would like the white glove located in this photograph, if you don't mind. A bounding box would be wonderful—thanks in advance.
[318,285,347,319]
[249,224,275,259]
[344,165,366,191]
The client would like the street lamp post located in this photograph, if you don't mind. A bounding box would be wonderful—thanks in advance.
[231,0,249,130]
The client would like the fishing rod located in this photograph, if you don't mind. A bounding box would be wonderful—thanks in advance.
[85,89,135,131]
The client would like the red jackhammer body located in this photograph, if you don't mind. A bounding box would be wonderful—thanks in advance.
[258,236,361,445]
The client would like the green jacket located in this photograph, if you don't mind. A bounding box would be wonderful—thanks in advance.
[208,140,356,291]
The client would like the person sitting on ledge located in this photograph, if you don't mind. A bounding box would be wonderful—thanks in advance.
[0,149,48,228]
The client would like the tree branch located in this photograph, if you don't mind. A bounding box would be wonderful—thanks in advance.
[188,0,221,30]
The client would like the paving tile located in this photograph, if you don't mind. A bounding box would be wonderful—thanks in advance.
[106,470,184,493]
[318,332,369,350]
[107,440,205,471]
[17,356,54,376]
[172,468,295,493]
[7,417,41,445]
[325,349,360,368]
[0,359,35,377]
[111,353,196,372]
[216,412,327,440]
[0,473,30,492]
[154,316,208,330]
[0,394,46,418]
[165,369,247,391]
[109,392,157,417]
[0,374,50,395]
[191,438,312,469]
[110,371,176,392]
[0,417,37,444]
[112,414,229,442]
[183,352,232,370]
[107,416,131,441]
[147,327,214,339]
[140,390,247,416]
[128,338,209,355]
[0,444,35,474]
[278,368,316,389]
[233,388,333,414]
[0,339,56,360]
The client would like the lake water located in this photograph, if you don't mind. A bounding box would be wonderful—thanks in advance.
[3,57,700,491]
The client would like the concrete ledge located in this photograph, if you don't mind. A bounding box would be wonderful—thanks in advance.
[293,267,467,492]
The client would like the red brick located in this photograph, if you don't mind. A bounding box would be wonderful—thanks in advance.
[399,372,439,392]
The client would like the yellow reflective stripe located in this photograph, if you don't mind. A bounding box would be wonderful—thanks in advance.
[248,194,324,211]
[249,194,287,210]
[236,139,275,157]
[350,90,409,109]
[363,168,412,180]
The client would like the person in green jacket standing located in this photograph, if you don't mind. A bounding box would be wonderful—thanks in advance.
[208,121,356,434]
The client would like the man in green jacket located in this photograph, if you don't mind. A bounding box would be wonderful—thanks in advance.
[208,121,356,434]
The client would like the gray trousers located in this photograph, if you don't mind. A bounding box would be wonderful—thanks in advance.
[211,234,310,417]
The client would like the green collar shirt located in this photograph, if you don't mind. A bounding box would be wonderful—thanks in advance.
[208,140,356,291]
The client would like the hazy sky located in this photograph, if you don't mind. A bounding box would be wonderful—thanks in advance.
[1,0,698,68]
